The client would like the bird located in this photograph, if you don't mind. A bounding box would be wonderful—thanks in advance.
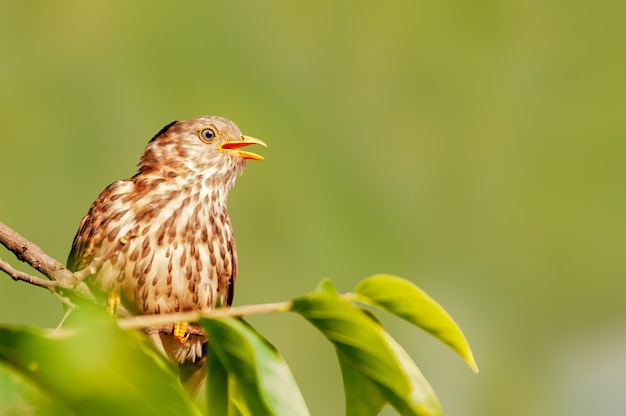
[66,115,265,395]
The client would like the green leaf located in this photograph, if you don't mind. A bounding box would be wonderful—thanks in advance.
[292,279,442,416]
[199,317,309,416]
[338,354,386,416]
[0,362,72,416]
[355,274,479,373]
[206,341,229,416]
[380,331,440,415]
[0,306,199,416]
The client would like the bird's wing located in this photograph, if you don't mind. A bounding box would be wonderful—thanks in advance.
[67,180,128,272]
[226,230,237,307]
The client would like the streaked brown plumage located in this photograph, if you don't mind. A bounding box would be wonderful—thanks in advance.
[67,115,265,394]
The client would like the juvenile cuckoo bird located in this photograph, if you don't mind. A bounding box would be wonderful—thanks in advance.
[67,115,265,395]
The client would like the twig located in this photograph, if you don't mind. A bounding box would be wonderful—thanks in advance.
[118,300,294,330]
[0,220,74,282]
[55,302,78,332]
[49,287,78,310]
[0,258,61,288]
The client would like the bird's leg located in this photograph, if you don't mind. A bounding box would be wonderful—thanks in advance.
[107,291,120,315]
[173,321,190,344]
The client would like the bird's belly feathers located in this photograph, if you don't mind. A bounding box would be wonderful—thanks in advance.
[94,211,235,315]
[97,237,233,314]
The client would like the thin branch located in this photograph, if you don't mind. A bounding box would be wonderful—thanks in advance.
[0,257,61,288]
[118,300,294,331]
[49,287,78,310]
[0,220,74,282]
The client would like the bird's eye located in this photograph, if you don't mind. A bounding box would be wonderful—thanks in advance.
[199,128,218,143]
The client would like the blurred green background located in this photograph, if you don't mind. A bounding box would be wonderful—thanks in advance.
[1,1,625,414]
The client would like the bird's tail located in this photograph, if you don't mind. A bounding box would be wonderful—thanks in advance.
[149,330,207,398]
[179,356,207,398]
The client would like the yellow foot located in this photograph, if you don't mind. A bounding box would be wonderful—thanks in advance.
[107,292,120,315]
[173,321,190,344]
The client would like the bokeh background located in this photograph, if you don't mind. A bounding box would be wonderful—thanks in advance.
[1,1,625,415]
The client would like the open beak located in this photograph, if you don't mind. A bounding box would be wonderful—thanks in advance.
[218,136,267,160]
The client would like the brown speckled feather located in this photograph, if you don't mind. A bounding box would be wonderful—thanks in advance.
[67,115,263,395]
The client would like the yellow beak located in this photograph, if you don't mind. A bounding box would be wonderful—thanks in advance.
[218,136,267,160]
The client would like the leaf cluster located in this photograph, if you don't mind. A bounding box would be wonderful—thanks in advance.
[0,275,477,415]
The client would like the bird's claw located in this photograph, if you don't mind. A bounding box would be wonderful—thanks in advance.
[107,292,120,315]
[173,321,190,344]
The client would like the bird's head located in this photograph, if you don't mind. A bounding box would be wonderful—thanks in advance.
[138,115,266,185]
